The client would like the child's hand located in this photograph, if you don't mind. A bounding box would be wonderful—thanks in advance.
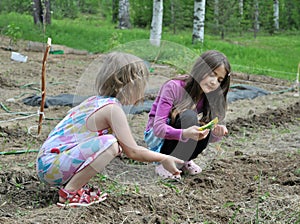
[182,126,210,141]
[212,124,228,137]
[161,155,184,176]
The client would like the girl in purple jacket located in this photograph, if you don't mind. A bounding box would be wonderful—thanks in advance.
[144,50,231,179]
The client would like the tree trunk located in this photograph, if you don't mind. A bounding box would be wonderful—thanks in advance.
[112,0,118,23]
[118,0,131,29]
[239,0,243,16]
[253,0,259,38]
[170,0,176,34]
[192,0,206,44]
[33,0,42,24]
[44,0,51,24]
[214,0,219,29]
[239,0,243,36]
[32,0,51,25]
[273,0,279,30]
[150,0,163,46]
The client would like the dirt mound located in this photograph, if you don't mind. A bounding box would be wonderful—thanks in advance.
[227,101,300,133]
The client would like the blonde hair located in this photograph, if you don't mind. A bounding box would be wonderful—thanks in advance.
[95,52,149,105]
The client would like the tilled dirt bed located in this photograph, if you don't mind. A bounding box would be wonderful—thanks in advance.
[0,37,299,223]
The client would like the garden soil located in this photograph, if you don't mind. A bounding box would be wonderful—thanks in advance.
[0,37,299,224]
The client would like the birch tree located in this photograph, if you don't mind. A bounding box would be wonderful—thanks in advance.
[253,0,259,38]
[239,0,243,35]
[118,0,131,29]
[170,0,176,34]
[192,0,206,44]
[273,0,279,30]
[239,0,243,16]
[214,0,219,28]
[150,0,163,46]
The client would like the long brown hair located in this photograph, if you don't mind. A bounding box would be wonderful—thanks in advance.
[171,50,231,123]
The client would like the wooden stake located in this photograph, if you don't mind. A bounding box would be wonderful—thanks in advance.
[38,38,51,135]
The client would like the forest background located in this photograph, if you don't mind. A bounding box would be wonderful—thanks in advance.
[0,0,299,80]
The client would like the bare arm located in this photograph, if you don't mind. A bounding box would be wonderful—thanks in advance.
[95,104,184,174]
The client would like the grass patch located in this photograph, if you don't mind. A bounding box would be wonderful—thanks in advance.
[0,12,299,81]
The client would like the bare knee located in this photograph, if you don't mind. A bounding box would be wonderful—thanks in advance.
[89,142,121,173]
[107,142,121,157]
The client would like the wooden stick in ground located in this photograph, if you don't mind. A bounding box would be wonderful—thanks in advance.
[38,38,51,135]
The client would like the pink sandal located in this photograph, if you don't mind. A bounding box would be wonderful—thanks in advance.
[182,160,202,175]
[155,164,181,179]
[57,186,108,208]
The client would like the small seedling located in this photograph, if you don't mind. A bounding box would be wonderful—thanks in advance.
[27,162,35,168]
[96,174,107,182]
[5,24,22,47]
[134,184,140,193]
[294,168,300,176]
[160,181,180,193]
[259,192,270,203]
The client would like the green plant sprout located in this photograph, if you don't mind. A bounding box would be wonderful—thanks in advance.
[27,162,35,168]
[134,183,140,194]
[5,23,22,47]
[160,180,181,193]
[259,192,270,203]
[96,173,107,182]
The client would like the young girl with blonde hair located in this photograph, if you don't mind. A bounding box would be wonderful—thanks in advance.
[36,52,183,207]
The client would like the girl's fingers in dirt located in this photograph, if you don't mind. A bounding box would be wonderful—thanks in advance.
[161,160,179,174]
[173,170,182,176]
[173,157,184,164]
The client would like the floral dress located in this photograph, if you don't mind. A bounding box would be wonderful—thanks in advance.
[36,96,119,186]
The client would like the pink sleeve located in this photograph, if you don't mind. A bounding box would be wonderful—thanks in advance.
[152,81,187,141]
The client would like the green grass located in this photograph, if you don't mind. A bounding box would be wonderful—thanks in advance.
[0,12,299,81]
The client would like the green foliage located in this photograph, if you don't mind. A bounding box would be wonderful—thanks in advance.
[4,23,22,46]
[163,0,194,33]
[78,0,101,14]
[280,0,300,30]
[0,0,32,14]
[0,10,299,81]
[109,32,123,49]
[130,0,152,28]
[1,0,300,32]
[206,0,241,38]
[51,0,79,19]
